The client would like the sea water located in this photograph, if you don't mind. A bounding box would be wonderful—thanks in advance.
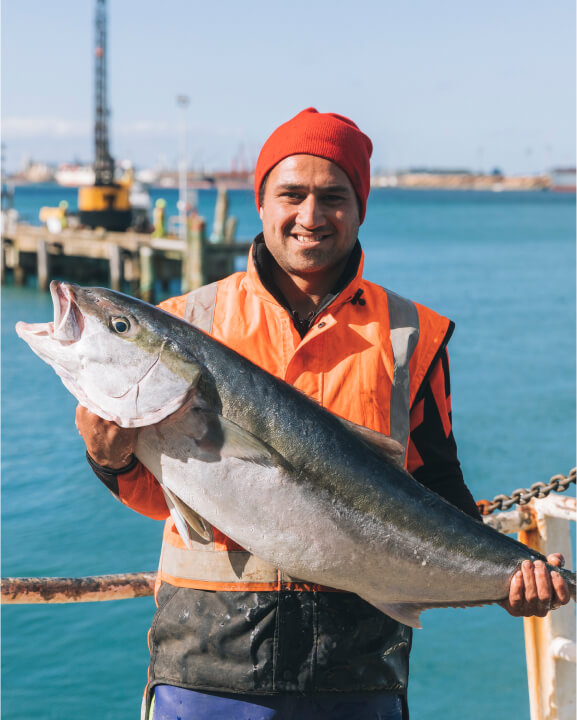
[2,186,575,719]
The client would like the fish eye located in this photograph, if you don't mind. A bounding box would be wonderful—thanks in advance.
[111,316,130,334]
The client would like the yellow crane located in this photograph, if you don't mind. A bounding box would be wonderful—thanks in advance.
[78,0,132,232]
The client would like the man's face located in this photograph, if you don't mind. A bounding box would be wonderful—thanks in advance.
[259,154,360,282]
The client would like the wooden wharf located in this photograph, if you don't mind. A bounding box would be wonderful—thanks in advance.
[1,190,252,301]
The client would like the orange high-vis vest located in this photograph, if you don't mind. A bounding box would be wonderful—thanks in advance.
[155,249,453,595]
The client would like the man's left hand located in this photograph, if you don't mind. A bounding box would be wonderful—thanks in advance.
[501,554,571,617]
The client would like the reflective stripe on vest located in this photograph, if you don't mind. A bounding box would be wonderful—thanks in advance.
[159,528,340,592]
[385,289,420,463]
[157,280,430,593]
[184,281,218,332]
[159,533,279,590]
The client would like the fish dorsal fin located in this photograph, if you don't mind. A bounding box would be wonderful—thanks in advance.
[338,417,405,468]
[161,484,212,547]
[287,388,404,467]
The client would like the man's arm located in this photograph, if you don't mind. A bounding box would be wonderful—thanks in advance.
[76,405,138,468]
[407,349,570,616]
[76,405,169,520]
[407,349,479,518]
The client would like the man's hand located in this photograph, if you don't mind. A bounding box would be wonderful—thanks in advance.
[75,404,138,469]
[500,554,571,617]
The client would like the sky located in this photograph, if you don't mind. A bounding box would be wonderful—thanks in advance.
[1,0,575,176]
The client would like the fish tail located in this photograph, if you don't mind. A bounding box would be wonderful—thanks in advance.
[565,570,576,602]
[551,565,576,602]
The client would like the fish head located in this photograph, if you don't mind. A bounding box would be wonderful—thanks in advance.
[15,281,202,427]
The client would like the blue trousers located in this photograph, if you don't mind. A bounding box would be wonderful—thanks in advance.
[152,685,403,720]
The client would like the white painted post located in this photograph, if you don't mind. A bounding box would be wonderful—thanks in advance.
[519,495,576,720]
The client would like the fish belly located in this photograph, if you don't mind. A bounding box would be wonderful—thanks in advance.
[136,428,514,613]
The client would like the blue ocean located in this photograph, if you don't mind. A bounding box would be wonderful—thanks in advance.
[2,185,575,719]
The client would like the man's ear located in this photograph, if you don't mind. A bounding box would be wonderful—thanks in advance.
[259,206,264,221]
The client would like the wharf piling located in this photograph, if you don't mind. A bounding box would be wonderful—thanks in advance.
[139,245,155,302]
[37,238,50,292]
[183,216,206,293]
[210,187,229,243]
[1,190,252,300]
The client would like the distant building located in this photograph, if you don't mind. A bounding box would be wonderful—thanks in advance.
[404,167,473,176]
[549,168,576,192]
[21,161,55,183]
[55,164,95,187]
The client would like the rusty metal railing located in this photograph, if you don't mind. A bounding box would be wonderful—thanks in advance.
[1,572,155,604]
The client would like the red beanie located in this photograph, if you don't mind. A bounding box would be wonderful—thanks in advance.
[255,107,373,223]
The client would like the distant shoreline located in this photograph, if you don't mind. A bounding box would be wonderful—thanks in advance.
[5,172,576,194]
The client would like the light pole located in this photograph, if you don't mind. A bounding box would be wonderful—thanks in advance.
[176,94,189,242]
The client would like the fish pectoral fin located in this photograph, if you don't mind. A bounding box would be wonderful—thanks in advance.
[173,409,285,467]
[161,484,212,546]
[337,418,405,468]
[365,600,425,629]
[217,416,286,466]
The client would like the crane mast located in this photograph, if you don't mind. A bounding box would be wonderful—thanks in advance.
[78,0,132,232]
[94,0,114,186]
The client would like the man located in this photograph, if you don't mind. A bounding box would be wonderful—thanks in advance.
[76,108,569,720]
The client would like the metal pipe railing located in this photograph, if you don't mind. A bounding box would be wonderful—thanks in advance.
[1,572,155,604]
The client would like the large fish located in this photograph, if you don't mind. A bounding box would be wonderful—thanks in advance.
[15,281,576,628]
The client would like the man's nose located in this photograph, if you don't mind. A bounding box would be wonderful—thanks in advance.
[296,194,324,229]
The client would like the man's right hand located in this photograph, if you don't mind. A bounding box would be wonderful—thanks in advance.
[75,404,138,469]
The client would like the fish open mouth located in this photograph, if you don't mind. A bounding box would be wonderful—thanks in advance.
[51,281,83,341]
[15,281,83,343]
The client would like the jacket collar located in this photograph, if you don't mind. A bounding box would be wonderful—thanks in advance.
[246,233,365,335]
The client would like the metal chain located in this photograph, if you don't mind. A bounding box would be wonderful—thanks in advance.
[477,468,576,516]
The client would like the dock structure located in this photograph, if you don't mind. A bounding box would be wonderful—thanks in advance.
[1,190,252,301]
[483,479,576,720]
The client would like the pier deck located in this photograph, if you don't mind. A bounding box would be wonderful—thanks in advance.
[1,221,252,301]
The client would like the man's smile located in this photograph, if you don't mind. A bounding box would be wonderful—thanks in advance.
[291,232,330,244]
